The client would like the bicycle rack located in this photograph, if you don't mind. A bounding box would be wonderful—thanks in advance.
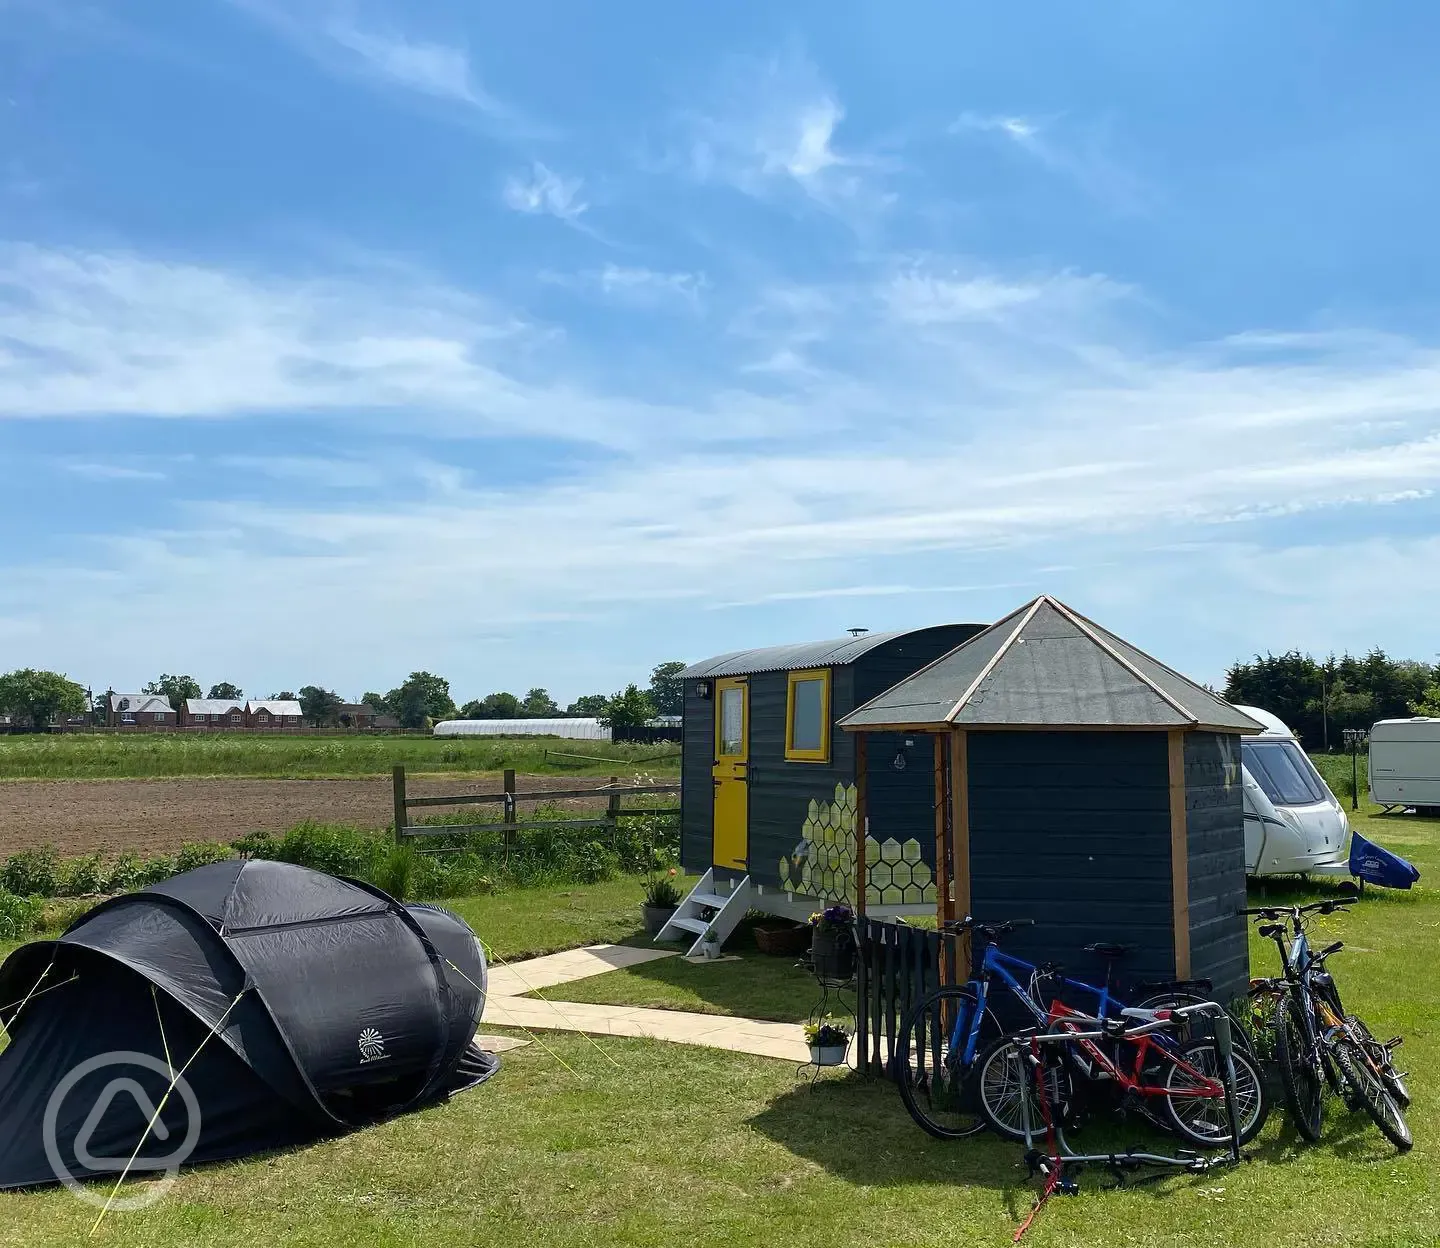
[1010,1002,1243,1242]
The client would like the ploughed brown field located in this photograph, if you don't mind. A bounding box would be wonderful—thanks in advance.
[0,774,600,857]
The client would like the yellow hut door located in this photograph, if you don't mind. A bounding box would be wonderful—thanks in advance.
[712,678,749,870]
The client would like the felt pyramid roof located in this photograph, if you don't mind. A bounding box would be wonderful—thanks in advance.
[839,596,1263,734]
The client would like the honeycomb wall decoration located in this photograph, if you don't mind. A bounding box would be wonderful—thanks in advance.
[778,782,936,907]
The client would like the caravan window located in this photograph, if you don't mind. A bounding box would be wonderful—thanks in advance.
[785,669,831,763]
[1243,740,1329,806]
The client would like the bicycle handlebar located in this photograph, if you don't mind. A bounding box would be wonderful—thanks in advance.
[941,916,1036,935]
[1238,899,1351,922]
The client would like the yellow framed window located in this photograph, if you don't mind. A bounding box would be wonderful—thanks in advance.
[785,668,831,763]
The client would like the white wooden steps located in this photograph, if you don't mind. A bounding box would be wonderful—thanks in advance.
[656,869,751,956]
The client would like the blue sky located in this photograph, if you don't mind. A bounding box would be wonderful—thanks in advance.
[2,1,1439,704]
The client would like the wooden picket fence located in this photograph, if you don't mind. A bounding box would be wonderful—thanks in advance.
[854,916,967,1079]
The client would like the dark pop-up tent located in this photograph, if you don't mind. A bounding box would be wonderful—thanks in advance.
[0,860,496,1190]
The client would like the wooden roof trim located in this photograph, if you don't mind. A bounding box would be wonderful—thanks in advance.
[944,595,1045,722]
[1045,596,1199,725]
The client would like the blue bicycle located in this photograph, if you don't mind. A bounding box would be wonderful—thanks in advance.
[895,917,1264,1142]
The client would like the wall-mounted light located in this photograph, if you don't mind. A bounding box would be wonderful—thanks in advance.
[892,737,915,772]
[697,681,712,700]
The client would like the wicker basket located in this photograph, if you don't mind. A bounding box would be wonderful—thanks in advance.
[753,923,811,956]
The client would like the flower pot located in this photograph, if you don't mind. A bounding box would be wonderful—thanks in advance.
[700,941,722,960]
[642,904,677,937]
[810,924,855,981]
[810,1043,848,1067]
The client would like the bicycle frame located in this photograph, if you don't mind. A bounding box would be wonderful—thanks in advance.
[1045,1000,1225,1105]
[948,942,1127,1068]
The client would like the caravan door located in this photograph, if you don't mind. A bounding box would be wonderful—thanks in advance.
[712,678,749,870]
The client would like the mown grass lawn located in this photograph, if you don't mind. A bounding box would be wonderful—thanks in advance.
[0,733,680,781]
[3,810,1437,1247]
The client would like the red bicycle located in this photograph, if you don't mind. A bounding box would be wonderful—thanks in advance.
[1002,1002,1253,1241]
[978,998,1268,1149]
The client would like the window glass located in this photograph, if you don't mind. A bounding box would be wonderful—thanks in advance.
[1244,740,1328,806]
[718,687,744,756]
[790,678,826,752]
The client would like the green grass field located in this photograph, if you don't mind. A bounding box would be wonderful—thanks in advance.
[0,733,681,781]
[2,795,1437,1245]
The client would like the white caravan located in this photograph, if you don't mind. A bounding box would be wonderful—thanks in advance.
[1369,718,1440,814]
[1235,706,1352,878]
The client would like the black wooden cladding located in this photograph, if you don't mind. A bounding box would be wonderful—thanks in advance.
[966,730,1178,990]
[854,917,963,1079]
[1185,731,1249,1003]
[746,668,857,888]
[680,682,715,874]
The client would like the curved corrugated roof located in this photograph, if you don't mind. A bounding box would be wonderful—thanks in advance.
[681,626,975,679]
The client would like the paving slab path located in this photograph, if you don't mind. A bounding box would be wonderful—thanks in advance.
[484,943,810,1063]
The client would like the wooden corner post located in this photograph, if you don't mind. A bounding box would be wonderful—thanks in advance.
[932,733,950,930]
[392,765,407,844]
[949,731,971,924]
[854,733,868,916]
[1168,729,1191,979]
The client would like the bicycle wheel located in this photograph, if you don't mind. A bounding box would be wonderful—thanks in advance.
[1348,1015,1411,1109]
[894,987,988,1139]
[975,1035,1073,1141]
[1273,994,1325,1142]
[1162,1038,1269,1147]
[1331,1037,1413,1152]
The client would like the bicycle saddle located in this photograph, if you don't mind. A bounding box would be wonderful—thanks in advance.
[1085,941,1137,959]
[1119,1006,1171,1024]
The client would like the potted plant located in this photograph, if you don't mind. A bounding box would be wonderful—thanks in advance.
[804,1018,852,1067]
[699,926,723,959]
[809,904,856,981]
[642,868,682,937]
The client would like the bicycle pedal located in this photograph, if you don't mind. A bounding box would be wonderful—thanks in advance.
[1058,1178,1080,1196]
[1385,1037,1404,1050]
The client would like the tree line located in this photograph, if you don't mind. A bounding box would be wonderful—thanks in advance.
[1223,649,1440,748]
[11,647,1434,739]
[0,661,689,732]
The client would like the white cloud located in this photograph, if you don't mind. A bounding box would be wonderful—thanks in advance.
[950,110,1151,212]
[230,1,524,126]
[502,163,588,221]
[6,241,1440,693]
[323,18,491,108]
[684,52,885,220]
[59,460,169,482]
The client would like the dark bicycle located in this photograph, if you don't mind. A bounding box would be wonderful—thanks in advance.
[1243,897,1411,1151]
[894,917,1261,1142]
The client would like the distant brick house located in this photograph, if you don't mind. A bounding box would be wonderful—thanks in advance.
[336,703,378,729]
[182,698,246,728]
[246,699,304,729]
[109,693,177,728]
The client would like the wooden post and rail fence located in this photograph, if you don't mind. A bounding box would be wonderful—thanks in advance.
[390,766,681,848]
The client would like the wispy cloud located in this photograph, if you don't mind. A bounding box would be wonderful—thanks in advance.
[502,163,588,222]
[229,1,529,130]
[544,265,708,307]
[6,241,1440,692]
[950,111,1152,213]
[59,460,168,482]
[683,51,888,222]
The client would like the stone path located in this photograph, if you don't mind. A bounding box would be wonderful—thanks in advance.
[483,944,809,1063]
